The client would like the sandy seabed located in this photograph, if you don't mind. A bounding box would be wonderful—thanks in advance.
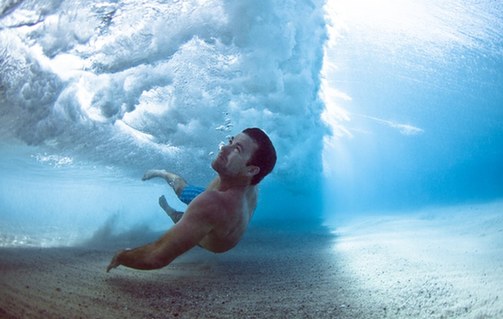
[1,201,502,319]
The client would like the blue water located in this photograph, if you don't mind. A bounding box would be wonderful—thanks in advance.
[322,0,503,217]
[1,0,502,246]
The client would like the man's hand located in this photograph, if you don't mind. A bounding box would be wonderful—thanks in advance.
[106,249,129,272]
[105,193,216,271]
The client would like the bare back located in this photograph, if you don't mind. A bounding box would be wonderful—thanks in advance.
[191,178,258,252]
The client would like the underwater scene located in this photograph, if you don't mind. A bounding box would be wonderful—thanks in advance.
[1,0,502,318]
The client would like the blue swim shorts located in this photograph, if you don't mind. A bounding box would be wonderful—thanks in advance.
[179,185,205,205]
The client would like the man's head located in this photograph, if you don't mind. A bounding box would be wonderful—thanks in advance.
[242,128,276,185]
[212,128,276,185]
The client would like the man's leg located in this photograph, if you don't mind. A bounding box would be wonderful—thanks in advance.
[142,169,187,196]
[143,169,204,223]
[159,195,183,223]
[159,185,205,223]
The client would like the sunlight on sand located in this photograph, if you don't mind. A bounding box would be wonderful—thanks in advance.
[332,201,503,318]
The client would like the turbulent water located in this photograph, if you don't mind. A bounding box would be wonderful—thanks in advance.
[1,0,327,245]
[1,0,502,246]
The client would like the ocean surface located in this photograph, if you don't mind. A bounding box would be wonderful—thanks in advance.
[1,0,502,247]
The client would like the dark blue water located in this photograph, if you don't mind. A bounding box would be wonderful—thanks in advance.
[1,0,502,246]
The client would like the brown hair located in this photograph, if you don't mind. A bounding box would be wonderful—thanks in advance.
[243,128,277,185]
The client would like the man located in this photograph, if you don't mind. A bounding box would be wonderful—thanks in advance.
[107,128,276,271]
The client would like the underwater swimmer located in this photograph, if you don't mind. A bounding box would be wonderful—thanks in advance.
[107,128,276,271]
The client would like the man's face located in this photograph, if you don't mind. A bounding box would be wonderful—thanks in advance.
[212,133,258,179]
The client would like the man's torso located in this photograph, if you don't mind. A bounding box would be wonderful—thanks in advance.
[197,178,257,252]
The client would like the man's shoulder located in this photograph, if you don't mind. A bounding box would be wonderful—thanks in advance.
[194,189,225,202]
[188,190,227,212]
[190,186,250,211]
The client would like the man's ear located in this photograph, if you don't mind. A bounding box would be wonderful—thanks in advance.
[247,165,260,177]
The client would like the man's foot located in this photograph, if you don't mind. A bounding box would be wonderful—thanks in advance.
[142,170,187,195]
[142,169,166,181]
[159,195,183,223]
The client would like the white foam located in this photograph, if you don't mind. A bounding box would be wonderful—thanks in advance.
[0,0,327,198]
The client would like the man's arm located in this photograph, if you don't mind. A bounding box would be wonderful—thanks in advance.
[107,194,217,271]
